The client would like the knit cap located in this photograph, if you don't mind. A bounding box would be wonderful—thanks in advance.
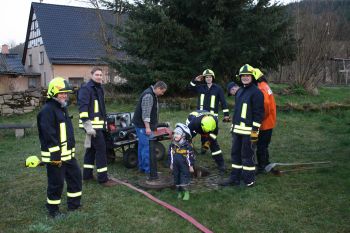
[227,82,238,96]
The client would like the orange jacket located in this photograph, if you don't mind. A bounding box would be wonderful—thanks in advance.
[258,82,276,130]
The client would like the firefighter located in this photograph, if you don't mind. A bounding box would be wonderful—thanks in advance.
[253,68,277,174]
[186,110,226,175]
[37,77,82,218]
[219,64,264,187]
[188,69,230,154]
[78,67,118,187]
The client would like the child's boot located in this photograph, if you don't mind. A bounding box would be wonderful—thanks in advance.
[177,191,183,199]
[182,191,190,201]
[176,187,183,199]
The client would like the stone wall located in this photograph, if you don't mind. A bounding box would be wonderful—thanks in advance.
[0,89,44,116]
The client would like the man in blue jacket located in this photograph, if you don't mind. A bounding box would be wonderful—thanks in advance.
[220,64,264,187]
[37,77,82,217]
[188,69,230,154]
[78,67,118,187]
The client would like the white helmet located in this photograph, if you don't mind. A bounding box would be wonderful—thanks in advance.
[174,123,192,140]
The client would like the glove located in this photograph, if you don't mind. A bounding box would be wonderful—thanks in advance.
[84,134,92,148]
[51,160,62,167]
[83,120,96,137]
[170,164,173,170]
[230,124,234,133]
[203,141,210,150]
[189,166,194,173]
[222,116,231,123]
[250,130,259,144]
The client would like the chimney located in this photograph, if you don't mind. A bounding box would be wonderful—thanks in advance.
[1,44,9,54]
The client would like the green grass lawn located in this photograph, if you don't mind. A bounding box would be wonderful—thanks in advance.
[0,87,349,233]
[271,84,350,106]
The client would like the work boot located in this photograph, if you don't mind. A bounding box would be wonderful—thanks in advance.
[218,178,239,187]
[256,167,265,175]
[68,205,82,212]
[213,155,226,175]
[218,165,226,176]
[182,191,190,201]
[101,178,119,187]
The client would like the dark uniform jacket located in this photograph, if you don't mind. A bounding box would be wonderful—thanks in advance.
[232,83,264,135]
[188,79,229,117]
[37,99,76,163]
[78,80,106,130]
[132,87,158,131]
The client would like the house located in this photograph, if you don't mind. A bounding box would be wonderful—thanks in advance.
[0,44,40,94]
[22,2,126,89]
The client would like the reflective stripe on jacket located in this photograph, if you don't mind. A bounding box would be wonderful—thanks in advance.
[37,99,76,162]
[188,80,229,117]
[78,80,106,130]
[232,83,264,135]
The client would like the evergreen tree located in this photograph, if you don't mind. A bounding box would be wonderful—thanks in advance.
[111,0,295,95]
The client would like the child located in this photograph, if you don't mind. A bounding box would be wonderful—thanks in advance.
[169,123,195,201]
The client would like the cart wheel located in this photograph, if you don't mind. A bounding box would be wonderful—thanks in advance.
[106,149,116,164]
[123,148,138,169]
[154,141,165,161]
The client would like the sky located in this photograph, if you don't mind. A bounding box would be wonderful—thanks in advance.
[0,0,298,47]
[1,0,91,46]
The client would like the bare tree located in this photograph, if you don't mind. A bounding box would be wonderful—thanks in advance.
[82,0,130,83]
[284,0,337,94]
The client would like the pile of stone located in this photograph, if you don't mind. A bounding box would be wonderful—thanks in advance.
[0,89,44,116]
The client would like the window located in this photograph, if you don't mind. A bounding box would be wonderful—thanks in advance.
[29,54,32,67]
[69,77,84,88]
[28,77,40,88]
[44,72,47,86]
[28,13,42,47]
[39,52,44,65]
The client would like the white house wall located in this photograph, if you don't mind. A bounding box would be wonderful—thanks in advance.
[24,44,52,87]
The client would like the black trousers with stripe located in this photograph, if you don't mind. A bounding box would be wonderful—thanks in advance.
[46,158,82,212]
[229,133,256,185]
[83,130,108,183]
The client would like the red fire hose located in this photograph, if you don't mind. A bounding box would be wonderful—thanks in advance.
[114,179,214,233]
